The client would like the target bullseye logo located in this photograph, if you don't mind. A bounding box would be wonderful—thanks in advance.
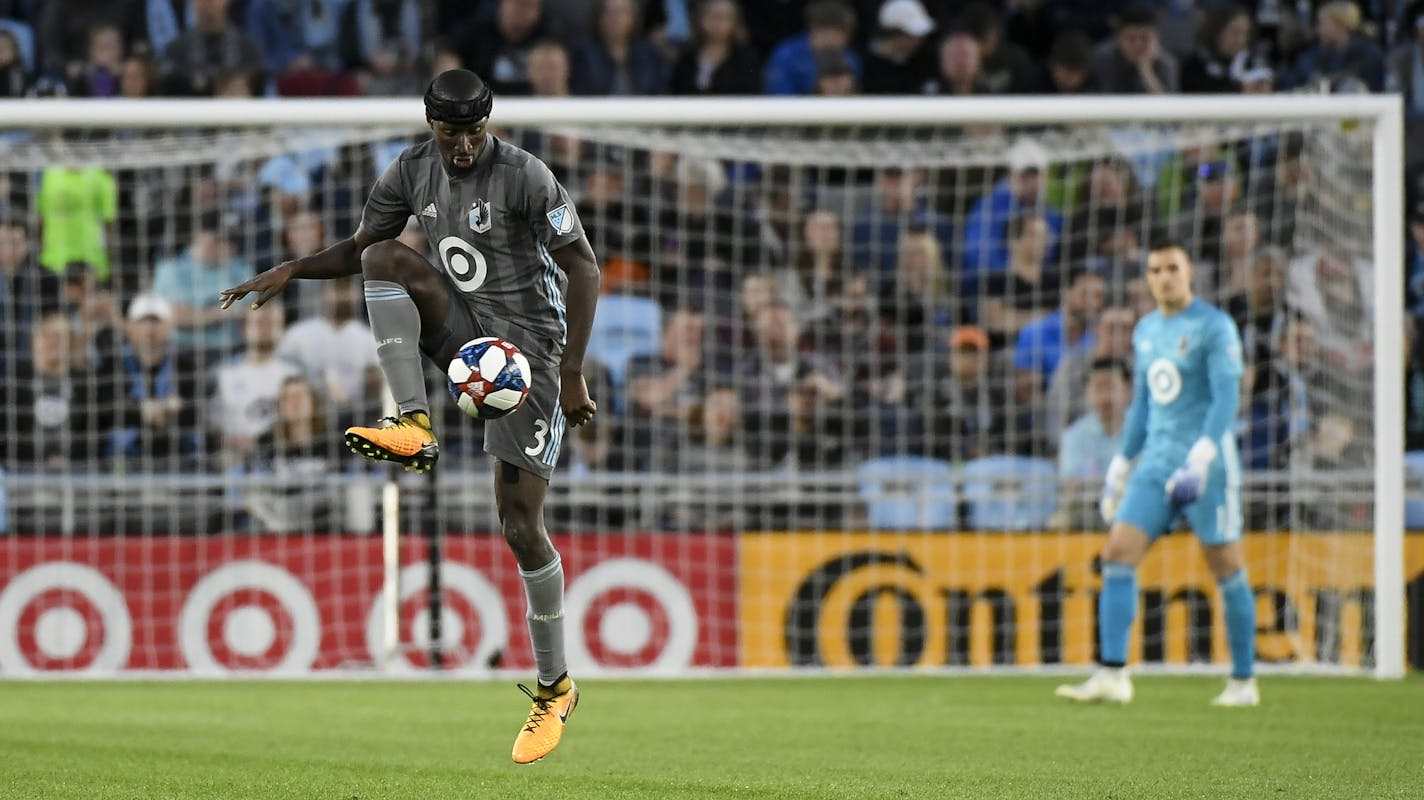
[565,559,697,674]
[0,562,132,674]
[365,562,508,672]
[179,561,320,674]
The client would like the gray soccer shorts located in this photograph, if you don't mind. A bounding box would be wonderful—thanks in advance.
[420,277,565,481]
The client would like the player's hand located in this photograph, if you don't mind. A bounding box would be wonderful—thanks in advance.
[1165,465,1206,506]
[559,370,597,428]
[1099,454,1131,524]
[219,262,295,310]
[1165,438,1219,507]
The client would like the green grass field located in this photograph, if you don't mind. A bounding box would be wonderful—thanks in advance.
[2,675,1421,799]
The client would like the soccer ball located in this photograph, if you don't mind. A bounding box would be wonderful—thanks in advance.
[446,337,531,419]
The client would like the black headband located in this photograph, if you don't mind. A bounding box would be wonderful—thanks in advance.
[424,73,493,125]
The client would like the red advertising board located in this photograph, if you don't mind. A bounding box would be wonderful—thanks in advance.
[0,534,737,674]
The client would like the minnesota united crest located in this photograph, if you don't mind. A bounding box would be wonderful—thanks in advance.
[1176,334,1190,357]
[469,199,492,234]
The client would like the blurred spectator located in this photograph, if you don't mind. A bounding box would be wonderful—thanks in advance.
[578,146,653,279]
[1058,357,1131,479]
[1038,30,1098,94]
[850,167,953,284]
[1181,4,1275,94]
[925,30,988,95]
[980,212,1056,349]
[1,313,94,469]
[1094,5,1179,94]
[343,0,423,96]
[36,0,130,77]
[1408,315,1424,450]
[1064,154,1141,265]
[659,384,751,474]
[1280,1,1383,92]
[213,68,256,96]
[1389,2,1424,166]
[526,39,571,96]
[1046,306,1135,442]
[163,0,265,96]
[1408,200,1424,318]
[64,23,124,97]
[1245,132,1306,248]
[0,216,50,364]
[961,1,1034,94]
[1014,265,1105,400]
[1166,159,1239,274]
[961,137,1063,283]
[1206,207,1261,300]
[741,300,846,468]
[1224,245,1288,386]
[245,0,345,76]
[627,306,708,464]
[0,27,28,96]
[277,275,380,412]
[36,164,117,282]
[789,209,846,326]
[213,302,300,462]
[860,0,936,95]
[914,324,1015,461]
[1285,249,1372,386]
[244,375,343,532]
[1243,314,1315,470]
[764,0,861,96]
[812,48,858,95]
[880,226,952,353]
[642,0,693,61]
[150,210,252,356]
[118,51,159,97]
[455,0,549,96]
[669,0,760,95]
[572,0,669,96]
[96,294,204,465]
[654,156,765,306]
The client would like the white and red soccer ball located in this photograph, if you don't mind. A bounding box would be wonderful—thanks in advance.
[446,337,531,419]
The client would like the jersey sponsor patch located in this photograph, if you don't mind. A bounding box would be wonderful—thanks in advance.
[546,204,573,235]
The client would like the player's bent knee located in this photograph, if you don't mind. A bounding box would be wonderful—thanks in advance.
[360,239,422,281]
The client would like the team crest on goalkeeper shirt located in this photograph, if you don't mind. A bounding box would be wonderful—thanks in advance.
[469,199,492,234]
[1176,334,1190,357]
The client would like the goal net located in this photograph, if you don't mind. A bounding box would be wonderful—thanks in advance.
[0,96,1407,678]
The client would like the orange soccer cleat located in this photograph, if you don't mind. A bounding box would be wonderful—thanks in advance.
[511,675,578,764]
[344,412,439,473]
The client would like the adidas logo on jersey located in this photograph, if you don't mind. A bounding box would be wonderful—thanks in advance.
[421,204,437,219]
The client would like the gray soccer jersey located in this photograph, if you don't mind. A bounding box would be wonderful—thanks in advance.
[359,136,585,368]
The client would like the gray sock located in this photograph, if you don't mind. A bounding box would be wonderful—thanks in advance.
[519,554,567,686]
[363,280,428,416]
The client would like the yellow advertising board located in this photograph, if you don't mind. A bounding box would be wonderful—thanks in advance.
[737,532,1424,669]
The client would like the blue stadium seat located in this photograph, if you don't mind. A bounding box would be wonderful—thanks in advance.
[856,456,957,530]
[0,20,35,72]
[587,293,662,393]
[1405,452,1424,530]
[961,455,1058,531]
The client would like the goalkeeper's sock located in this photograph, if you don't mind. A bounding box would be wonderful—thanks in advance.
[364,280,429,416]
[1099,561,1137,667]
[1219,569,1256,679]
[520,553,568,687]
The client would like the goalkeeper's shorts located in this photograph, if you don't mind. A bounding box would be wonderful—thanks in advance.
[1116,447,1242,546]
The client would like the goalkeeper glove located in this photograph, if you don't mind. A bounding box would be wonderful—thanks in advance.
[1166,438,1218,506]
[1099,454,1132,524]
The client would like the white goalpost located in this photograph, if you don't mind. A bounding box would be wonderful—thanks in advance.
[0,94,1406,680]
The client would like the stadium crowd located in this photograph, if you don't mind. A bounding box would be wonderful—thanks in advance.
[0,0,1412,532]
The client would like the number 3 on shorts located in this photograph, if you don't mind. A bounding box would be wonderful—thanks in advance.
[524,419,549,457]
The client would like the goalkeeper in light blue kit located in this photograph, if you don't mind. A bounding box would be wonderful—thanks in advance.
[1056,240,1258,707]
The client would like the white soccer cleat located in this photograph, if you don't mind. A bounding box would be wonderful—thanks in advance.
[1055,667,1133,704]
[1210,677,1260,707]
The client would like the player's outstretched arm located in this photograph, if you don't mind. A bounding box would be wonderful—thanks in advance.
[219,229,385,310]
[551,235,601,428]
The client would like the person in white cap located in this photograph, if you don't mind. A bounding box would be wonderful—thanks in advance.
[961,136,1064,286]
[861,0,937,94]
